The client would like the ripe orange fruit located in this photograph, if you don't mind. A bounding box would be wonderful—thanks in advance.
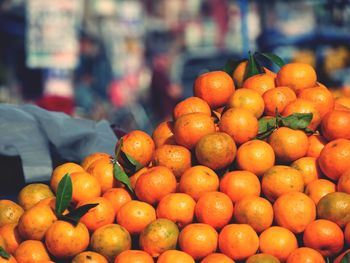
[262,165,304,202]
[140,218,179,257]
[70,172,102,203]
[268,127,308,163]
[335,96,350,109]
[153,144,192,178]
[306,134,327,158]
[156,193,196,228]
[220,171,261,202]
[195,132,236,170]
[135,166,177,205]
[286,247,325,263]
[200,253,235,263]
[290,157,321,185]
[273,192,316,233]
[195,191,233,229]
[194,71,235,109]
[81,152,111,171]
[118,130,155,167]
[157,250,195,263]
[179,223,218,260]
[305,179,336,205]
[179,166,219,201]
[219,224,259,261]
[242,74,275,96]
[282,98,321,130]
[259,226,298,262]
[72,251,108,263]
[219,108,258,145]
[233,196,273,233]
[116,200,156,235]
[0,223,22,254]
[174,113,216,149]
[173,96,211,120]
[262,86,297,116]
[338,170,350,194]
[14,240,50,262]
[114,250,154,263]
[276,63,317,93]
[318,139,350,180]
[17,183,54,210]
[345,222,350,246]
[78,197,115,232]
[235,140,275,176]
[0,200,23,227]
[129,167,148,190]
[317,192,350,227]
[102,188,132,215]
[0,254,16,263]
[227,88,264,118]
[246,254,280,263]
[0,235,6,250]
[50,162,85,193]
[321,110,350,140]
[91,224,131,262]
[45,221,90,259]
[17,204,57,240]
[303,219,344,257]
[152,121,176,148]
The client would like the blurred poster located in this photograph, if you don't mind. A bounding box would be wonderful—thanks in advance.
[26,0,83,69]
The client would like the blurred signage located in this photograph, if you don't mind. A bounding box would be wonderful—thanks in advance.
[26,0,83,69]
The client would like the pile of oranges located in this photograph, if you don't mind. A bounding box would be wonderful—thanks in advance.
[2,58,350,263]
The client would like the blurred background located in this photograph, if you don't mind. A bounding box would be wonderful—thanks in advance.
[1,0,350,133]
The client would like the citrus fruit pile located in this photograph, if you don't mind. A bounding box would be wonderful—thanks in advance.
[1,53,350,263]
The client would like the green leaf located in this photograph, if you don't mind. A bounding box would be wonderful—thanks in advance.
[258,117,277,134]
[113,163,133,192]
[0,247,10,259]
[244,51,264,80]
[59,203,98,225]
[281,113,313,130]
[340,251,350,263]
[55,174,72,215]
[259,52,285,68]
[121,151,143,172]
[223,59,246,76]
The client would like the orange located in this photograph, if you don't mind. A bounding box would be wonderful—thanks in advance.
[321,110,350,140]
[194,71,235,109]
[242,74,275,96]
[156,193,196,228]
[195,191,233,230]
[303,219,344,257]
[0,235,6,250]
[334,102,350,111]
[220,171,261,202]
[219,108,258,145]
[72,251,108,263]
[157,250,195,263]
[276,63,317,93]
[200,253,235,263]
[50,162,85,193]
[129,167,148,190]
[153,145,192,177]
[195,132,236,170]
[273,192,316,233]
[14,240,50,262]
[317,192,350,228]
[45,221,90,259]
[0,224,22,254]
[306,134,327,158]
[178,166,219,201]
[246,254,280,263]
[0,200,23,227]
[114,250,154,263]
[286,247,325,263]
[102,188,132,215]
[78,197,115,232]
[17,183,54,210]
[152,121,176,148]
[335,96,350,109]
[219,224,259,261]
[135,166,177,205]
[334,248,350,263]
[305,179,336,205]
[17,204,57,240]
[235,140,275,176]
[90,224,131,262]
[259,226,298,262]
[318,139,350,180]
[338,170,350,194]
[118,130,155,167]
[262,165,304,202]
[0,254,16,263]
[227,88,264,118]
[233,196,273,233]
[173,96,211,120]
[179,223,218,260]
[345,222,350,246]
[268,127,308,163]
[262,86,297,116]
[116,200,156,235]
[140,218,179,257]
[290,157,321,185]
[174,113,216,149]
[70,171,102,203]
[81,152,111,171]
